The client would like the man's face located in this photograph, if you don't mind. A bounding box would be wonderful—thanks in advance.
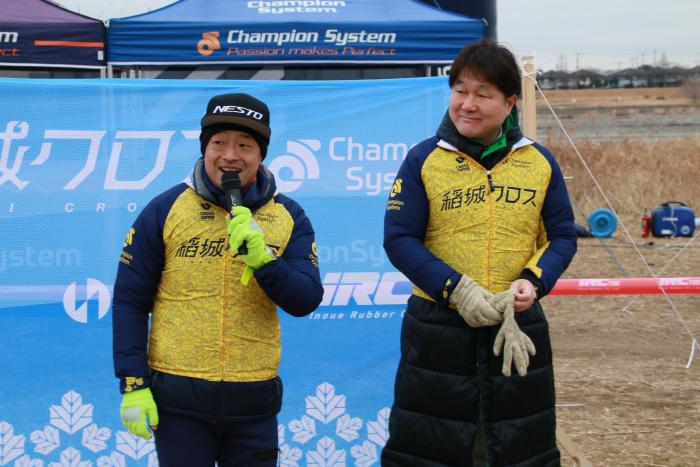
[448,69,517,144]
[204,130,262,189]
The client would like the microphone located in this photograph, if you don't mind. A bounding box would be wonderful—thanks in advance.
[221,171,248,255]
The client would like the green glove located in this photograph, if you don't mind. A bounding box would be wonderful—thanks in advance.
[449,275,502,327]
[492,289,536,377]
[227,206,274,285]
[120,388,158,439]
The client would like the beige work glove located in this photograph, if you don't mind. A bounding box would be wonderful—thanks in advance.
[491,289,536,377]
[449,275,503,327]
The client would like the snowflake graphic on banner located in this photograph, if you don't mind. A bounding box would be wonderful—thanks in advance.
[279,382,390,467]
[0,390,158,466]
[2,385,389,466]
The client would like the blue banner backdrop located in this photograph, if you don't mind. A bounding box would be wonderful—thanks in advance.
[0,76,449,466]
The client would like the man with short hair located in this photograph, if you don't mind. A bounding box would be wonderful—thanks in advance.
[381,40,577,466]
[112,93,323,466]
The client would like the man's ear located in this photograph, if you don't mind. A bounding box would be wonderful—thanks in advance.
[506,95,517,112]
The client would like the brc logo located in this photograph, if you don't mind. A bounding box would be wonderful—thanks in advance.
[63,278,111,323]
[659,278,700,287]
[197,31,221,56]
[268,139,321,192]
[321,271,410,306]
[578,279,621,288]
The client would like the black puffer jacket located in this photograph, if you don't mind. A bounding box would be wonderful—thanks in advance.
[381,295,560,467]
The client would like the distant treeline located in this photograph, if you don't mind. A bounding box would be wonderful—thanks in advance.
[539,65,700,89]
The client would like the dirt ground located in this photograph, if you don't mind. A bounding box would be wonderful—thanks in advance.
[535,87,700,466]
[549,236,699,466]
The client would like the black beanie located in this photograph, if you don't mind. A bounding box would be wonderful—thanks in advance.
[199,93,271,159]
[199,123,269,159]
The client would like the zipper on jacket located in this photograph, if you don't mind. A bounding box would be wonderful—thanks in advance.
[486,170,494,287]
[220,241,227,382]
[486,170,495,192]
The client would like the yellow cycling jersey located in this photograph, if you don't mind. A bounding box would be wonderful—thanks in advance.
[147,188,295,382]
[114,161,322,394]
[385,136,575,303]
[417,144,549,297]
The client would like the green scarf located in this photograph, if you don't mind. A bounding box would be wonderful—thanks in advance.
[436,106,522,166]
[481,108,518,158]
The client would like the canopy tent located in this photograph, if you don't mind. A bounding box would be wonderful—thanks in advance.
[107,0,485,66]
[0,0,105,68]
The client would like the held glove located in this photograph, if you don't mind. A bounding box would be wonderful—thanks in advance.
[120,387,158,440]
[492,289,536,377]
[227,206,274,285]
[449,275,503,327]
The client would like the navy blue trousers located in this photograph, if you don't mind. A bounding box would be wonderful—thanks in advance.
[154,411,278,467]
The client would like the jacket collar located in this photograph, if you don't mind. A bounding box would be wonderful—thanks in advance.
[435,106,525,166]
[186,157,277,211]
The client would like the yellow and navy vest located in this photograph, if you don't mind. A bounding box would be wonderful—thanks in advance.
[148,188,295,382]
[384,136,576,303]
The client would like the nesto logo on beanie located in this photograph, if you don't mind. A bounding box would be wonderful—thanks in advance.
[200,93,271,158]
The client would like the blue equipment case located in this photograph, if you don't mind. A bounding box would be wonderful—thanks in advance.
[651,202,695,237]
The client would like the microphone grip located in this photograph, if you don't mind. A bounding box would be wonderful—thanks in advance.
[231,208,248,255]
[225,188,248,256]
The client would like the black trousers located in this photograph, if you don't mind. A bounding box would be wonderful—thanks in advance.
[154,411,278,467]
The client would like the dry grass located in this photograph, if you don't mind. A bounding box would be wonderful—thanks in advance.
[536,86,700,230]
[548,136,700,227]
[530,87,700,466]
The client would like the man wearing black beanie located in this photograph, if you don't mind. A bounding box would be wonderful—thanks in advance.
[198,93,271,160]
[112,92,323,466]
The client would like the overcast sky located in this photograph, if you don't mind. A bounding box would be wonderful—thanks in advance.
[498,0,700,71]
[54,0,699,72]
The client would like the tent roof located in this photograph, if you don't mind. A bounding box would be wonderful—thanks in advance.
[50,0,178,21]
[7,0,96,22]
[107,0,484,65]
[1,0,105,68]
[116,0,476,23]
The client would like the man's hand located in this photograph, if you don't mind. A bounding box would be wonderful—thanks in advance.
[509,279,537,312]
[120,388,158,439]
[449,275,502,327]
[492,290,536,377]
[228,206,274,284]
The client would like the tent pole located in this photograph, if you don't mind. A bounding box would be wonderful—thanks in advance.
[520,55,537,140]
